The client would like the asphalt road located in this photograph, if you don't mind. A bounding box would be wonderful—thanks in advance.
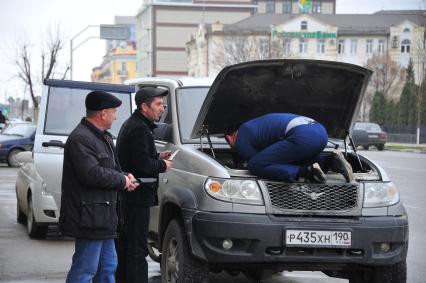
[0,149,424,282]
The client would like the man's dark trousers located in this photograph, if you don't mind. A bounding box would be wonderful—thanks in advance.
[116,205,150,283]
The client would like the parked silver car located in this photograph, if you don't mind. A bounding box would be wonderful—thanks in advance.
[16,60,408,283]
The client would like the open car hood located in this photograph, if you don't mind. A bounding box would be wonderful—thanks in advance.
[191,59,372,140]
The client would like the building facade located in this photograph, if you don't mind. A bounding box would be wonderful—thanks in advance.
[135,0,336,77]
[91,16,137,84]
[187,11,426,83]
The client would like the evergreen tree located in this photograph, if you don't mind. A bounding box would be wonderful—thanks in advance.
[386,100,398,125]
[397,60,417,126]
[370,91,386,125]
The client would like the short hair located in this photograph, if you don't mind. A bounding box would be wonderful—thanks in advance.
[138,96,156,108]
[86,109,101,118]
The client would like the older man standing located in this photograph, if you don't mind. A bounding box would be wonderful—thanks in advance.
[116,86,173,283]
[59,90,138,283]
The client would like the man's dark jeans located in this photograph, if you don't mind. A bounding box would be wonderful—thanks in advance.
[116,205,150,283]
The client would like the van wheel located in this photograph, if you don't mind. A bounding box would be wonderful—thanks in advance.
[349,261,406,283]
[362,145,369,150]
[377,144,384,151]
[161,219,209,283]
[7,149,22,167]
[27,195,48,239]
[16,198,26,224]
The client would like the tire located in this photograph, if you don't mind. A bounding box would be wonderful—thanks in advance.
[362,145,369,150]
[161,219,209,283]
[148,240,161,263]
[349,261,406,283]
[7,148,23,167]
[377,144,385,151]
[16,198,26,224]
[27,195,48,239]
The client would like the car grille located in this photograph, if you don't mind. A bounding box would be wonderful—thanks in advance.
[265,182,359,212]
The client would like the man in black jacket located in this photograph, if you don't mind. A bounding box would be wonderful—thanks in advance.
[116,86,172,283]
[59,90,138,283]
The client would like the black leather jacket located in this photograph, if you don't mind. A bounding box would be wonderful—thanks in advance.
[59,118,126,239]
[116,110,167,206]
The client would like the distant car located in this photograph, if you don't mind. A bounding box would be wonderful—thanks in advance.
[0,123,36,166]
[352,122,387,150]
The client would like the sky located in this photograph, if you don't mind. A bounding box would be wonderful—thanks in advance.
[0,0,424,105]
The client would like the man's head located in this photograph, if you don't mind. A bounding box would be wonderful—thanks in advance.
[85,90,122,130]
[224,130,238,149]
[135,87,168,122]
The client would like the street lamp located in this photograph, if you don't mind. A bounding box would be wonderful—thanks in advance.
[70,24,130,80]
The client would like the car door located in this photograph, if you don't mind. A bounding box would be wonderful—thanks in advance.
[33,80,134,209]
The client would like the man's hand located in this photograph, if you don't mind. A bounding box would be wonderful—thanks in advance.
[159,150,172,160]
[163,159,173,171]
[124,174,138,191]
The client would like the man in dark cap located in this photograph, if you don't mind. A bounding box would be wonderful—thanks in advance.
[115,86,172,283]
[60,90,139,283]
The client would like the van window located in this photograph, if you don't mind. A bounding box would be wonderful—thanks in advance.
[44,86,132,137]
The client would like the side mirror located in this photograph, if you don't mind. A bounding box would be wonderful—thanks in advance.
[16,151,33,164]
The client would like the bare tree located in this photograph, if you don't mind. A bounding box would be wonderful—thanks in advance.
[366,53,400,96]
[12,23,69,110]
[360,53,400,121]
[212,33,292,70]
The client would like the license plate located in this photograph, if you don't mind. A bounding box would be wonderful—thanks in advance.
[368,134,378,138]
[285,230,352,247]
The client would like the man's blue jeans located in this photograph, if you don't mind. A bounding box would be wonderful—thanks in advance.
[66,238,117,283]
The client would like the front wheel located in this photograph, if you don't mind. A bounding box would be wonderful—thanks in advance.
[27,195,48,239]
[349,261,406,283]
[377,144,385,151]
[161,219,209,283]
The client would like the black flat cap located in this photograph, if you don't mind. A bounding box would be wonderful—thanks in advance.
[85,90,122,111]
[135,87,168,107]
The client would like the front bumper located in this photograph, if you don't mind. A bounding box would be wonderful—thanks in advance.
[185,210,408,270]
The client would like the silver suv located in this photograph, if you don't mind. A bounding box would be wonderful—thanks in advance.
[16,60,408,283]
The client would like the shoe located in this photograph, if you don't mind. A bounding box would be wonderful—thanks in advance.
[307,163,327,184]
[330,150,354,182]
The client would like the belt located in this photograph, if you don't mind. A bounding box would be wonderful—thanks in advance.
[285,116,316,135]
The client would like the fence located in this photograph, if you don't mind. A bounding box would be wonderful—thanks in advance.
[382,125,426,144]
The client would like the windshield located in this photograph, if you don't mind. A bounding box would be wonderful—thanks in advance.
[176,87,225,144]
[2,124,35,137]
[354,122,381,132]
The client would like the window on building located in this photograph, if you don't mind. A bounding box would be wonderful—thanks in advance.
[378,39,385,53]
[299,38,308,53]
[313,1,321,13]
[317,39,325,54]
[283,0,292,14]
[401,39,411,53]
[266,0,275,14]
[301,21,308,30]
[403,28,410,33]
[338,39,345,54]
[283,39,291,54]
[366,39,373,53]
[350,39,357,54]
[121,62,127,72]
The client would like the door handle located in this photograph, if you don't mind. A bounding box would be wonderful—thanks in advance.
[42,140,65,148]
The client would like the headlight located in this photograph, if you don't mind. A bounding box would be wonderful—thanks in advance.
[363,182,399,207]
[204,178,264,205]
